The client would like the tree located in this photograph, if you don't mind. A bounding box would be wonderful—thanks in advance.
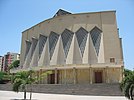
[9,60,20,70]
[0,71,6,83]
[29,70,52,100]
[12,71,32,100]
[0,71,10,84]
[124,69,133,77]
[120,69,134,100]
[0,72,5,80]
[12,70,52,100]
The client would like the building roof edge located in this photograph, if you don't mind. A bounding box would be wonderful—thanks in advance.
[22,10,116,34]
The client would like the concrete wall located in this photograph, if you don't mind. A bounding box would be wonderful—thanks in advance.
[108,68,122,83]
[40,67,122,84]
[77,69,90,84]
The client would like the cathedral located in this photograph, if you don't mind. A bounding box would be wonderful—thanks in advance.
[18,9,124,84]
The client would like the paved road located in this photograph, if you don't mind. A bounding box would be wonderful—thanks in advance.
[0,90,127,100]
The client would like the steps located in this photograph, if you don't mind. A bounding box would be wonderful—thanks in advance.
[0,83,124,96]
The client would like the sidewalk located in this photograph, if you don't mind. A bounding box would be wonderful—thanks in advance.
[0,90,127,100]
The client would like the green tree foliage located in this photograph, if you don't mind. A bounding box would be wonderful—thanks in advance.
[12,70,52,100]
[12,70,35,99]
[9,60,20,69]
[124,69,133,77]
[0,71,6,80]
[120,69,134,100]
[0,71,10,84]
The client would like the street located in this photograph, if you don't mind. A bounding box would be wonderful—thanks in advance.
[0,90,127,100]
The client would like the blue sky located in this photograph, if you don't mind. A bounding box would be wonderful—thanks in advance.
[0,0,134,69]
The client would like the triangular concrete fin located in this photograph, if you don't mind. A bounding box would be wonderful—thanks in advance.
[66,34,82,64]
[23,38,37,68]
[29,40,39,67]
[89,34,98,64]
[24,40,31,61]
[23,46,32,68]
[83,33,90,64]
[38,38,50,67]
[73,34,82,64]
[50,35,65,65]
[56,35,66,65]
[98,33,105,63]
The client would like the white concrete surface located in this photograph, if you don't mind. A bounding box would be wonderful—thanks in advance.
[0,90,127,100]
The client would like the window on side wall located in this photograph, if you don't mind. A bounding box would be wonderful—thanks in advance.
[110,58,115,63]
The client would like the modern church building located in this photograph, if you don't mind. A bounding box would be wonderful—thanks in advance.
[18,9,124,84]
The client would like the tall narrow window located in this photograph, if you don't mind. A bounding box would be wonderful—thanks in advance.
[90,26,102,56]
[61,29,74,58]
[39,35,47,58]
[49,32,59,60]
[76,27,88,57]
[25,40,31,60]
[30,38,38,59]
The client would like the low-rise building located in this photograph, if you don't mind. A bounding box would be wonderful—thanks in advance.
[3,52,20,72]
[0,56,4,71]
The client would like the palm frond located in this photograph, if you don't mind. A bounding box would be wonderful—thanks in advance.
[13,78,23,92]
[124,82,131,99]
[130,84,134,100]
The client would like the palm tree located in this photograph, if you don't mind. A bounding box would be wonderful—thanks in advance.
[12,70,35,100]
[0,71,11,84]
[29,70,52,100]
[12,70,52,100]
[28,70,35,100]
[120,69,134,100]
[124,69,133,77]
[0,71,6,83]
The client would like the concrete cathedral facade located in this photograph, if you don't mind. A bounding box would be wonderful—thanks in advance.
[18,9,124,84]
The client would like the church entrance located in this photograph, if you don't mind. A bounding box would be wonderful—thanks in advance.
[50,73,55,84]
[95,71,103,83]
[47,71,59,84]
